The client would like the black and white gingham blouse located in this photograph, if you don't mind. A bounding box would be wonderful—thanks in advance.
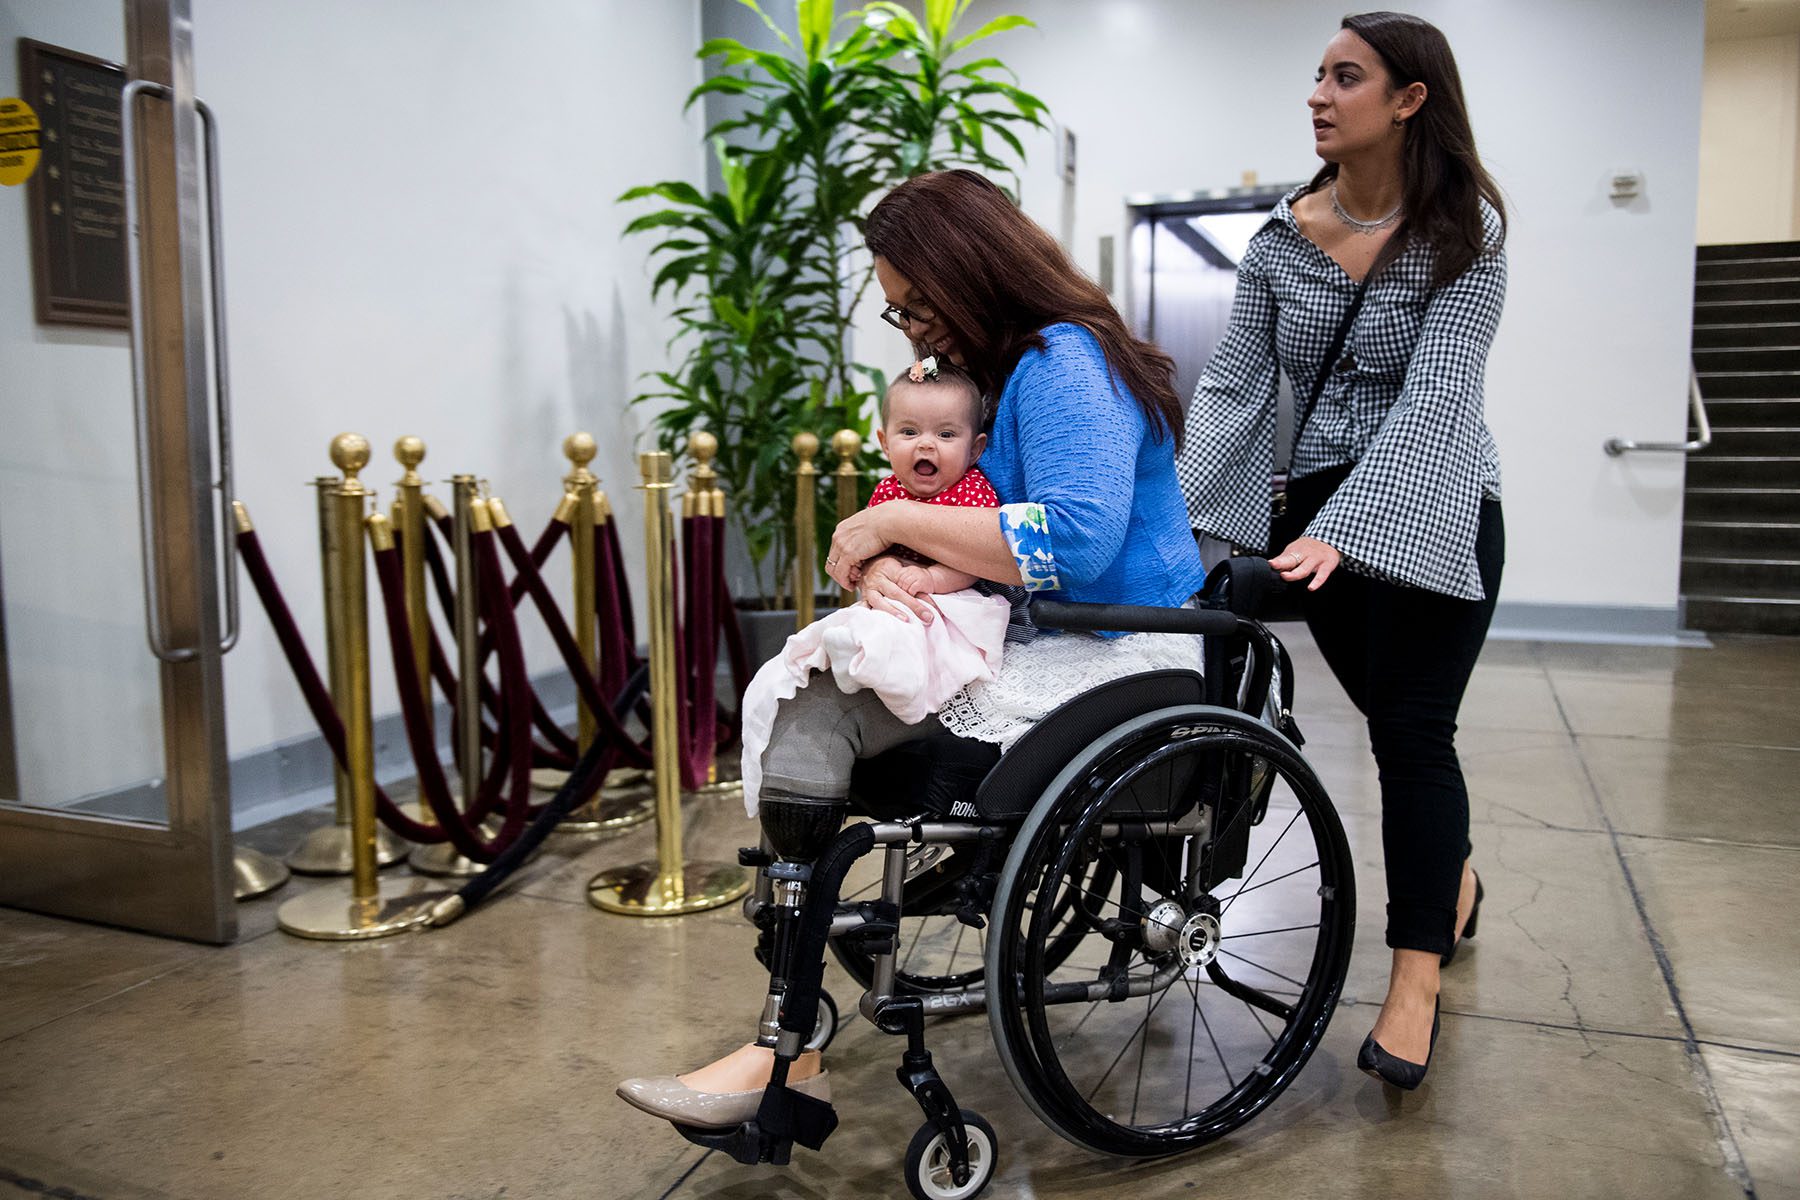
[1175,187,1506,601]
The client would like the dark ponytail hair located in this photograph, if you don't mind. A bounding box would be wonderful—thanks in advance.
[1310,11,1506,287]
[865,170,1185,449]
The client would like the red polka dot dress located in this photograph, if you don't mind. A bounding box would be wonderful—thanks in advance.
[867,468,1000,510]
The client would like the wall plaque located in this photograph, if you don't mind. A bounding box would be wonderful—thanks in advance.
[19,39,129,328]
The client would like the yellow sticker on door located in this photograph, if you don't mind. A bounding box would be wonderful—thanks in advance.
[0,98,43,186]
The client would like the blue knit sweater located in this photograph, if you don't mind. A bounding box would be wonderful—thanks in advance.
[980,323,1205,612]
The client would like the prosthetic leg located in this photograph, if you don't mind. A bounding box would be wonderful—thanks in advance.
[674,789,851,1164]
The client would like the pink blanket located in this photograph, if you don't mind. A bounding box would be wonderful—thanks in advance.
[739,589,1012,817]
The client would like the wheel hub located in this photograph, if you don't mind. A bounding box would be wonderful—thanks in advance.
[1178,911,1222,969]
[1141,899,1187,955]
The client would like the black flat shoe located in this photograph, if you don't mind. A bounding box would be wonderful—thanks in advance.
[1441,872,1484,967]
[1357,998,1440,1091]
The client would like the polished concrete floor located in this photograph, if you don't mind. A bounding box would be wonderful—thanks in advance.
[3,630,1798,1200]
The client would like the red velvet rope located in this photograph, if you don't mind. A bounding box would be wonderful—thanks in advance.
[418,516,579,767]
[372,543,503,859]
[494,518,653,771]
[237,526,446,843]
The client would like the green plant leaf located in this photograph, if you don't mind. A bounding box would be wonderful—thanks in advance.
[949,14,1034,54]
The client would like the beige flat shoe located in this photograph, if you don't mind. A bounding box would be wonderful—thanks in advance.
[615,1069,831,1130]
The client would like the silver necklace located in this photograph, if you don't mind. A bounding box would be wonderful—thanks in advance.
[1330,180,1401,234]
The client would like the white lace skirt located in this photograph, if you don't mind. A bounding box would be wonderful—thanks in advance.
[935,629,1204,748]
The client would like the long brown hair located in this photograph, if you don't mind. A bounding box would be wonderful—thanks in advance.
[1309,11,1506,287]
[865,170,1184,448]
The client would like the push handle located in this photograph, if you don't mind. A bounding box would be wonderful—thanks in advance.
[121,80,238,662]
[1027,598,1244,638]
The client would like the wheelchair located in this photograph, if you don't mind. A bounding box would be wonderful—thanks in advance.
[680,560,1356,1200]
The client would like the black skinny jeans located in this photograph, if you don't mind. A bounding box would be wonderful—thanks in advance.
[1275,466,1505,957]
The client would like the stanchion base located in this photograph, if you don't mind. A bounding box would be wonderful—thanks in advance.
[408,842,488,878]
[531,766,650,792]
[689,778,746,799]
[286,823,410,875]
[233,845,291,901]
[276,877,450,940]
[394,797,438,828]
[587,862,750,917]
[555,786,657,837]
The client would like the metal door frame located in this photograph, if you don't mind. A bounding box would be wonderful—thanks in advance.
[0,0,234,943]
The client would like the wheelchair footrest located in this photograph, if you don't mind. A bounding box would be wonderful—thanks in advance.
[673,1119,790,1167]
[671,1082,838,1167]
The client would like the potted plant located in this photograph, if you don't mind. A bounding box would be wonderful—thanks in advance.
[622,0,1047,646]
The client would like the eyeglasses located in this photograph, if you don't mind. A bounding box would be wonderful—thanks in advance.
[880,299,937,331]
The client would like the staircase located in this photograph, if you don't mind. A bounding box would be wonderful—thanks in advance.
[1685,241,1800,635]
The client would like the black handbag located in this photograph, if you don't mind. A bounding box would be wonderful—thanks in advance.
[1243,278,1369,622]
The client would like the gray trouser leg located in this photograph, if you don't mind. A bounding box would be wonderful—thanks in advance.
[757,683,943,800]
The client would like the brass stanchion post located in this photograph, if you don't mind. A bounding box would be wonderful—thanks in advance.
[587,452,749,916]
[831,429,861,608]
[411,475,492,876]
[391,437,434,825]
[287,476,408,873]
[685,432,740,797]
[279,435,446,938]
[792,432,819,631]
[554,433,655,834]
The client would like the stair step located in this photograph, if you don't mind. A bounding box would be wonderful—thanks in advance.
[1707,427,1800,456]
[1698,241,1800,261]
[1692,346,1800,373]
[1696,258,1800,282]
[1687,455,1800,487]
[1693,370,1800,399]
[1695,299,1800,326]
[1683,594,1800,635]
[1683,487,1800,519]
[1693,321,1800,349]
[1703,398,1800,426]
[1695,278,1800,302]
[1682,521,1800,555]
[1679,555,1800,592]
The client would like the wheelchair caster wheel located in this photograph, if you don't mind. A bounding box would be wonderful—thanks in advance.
[904,1108,996,1200]
[805,988,839,1053]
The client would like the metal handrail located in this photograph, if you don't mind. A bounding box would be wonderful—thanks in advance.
[1605,368,1712,456]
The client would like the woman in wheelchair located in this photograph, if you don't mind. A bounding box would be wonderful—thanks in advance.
[616,170,1357,1199]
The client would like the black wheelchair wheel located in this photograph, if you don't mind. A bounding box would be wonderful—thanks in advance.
[986,705,1354,1157]
[831,843,1112,997]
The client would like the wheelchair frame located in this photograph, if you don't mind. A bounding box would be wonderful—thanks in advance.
[678,589,1355,1200]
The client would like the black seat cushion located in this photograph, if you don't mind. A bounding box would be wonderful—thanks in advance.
[850,733,1002,821]
[846,669,1208,823]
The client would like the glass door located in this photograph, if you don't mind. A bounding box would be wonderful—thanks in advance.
[0,0,235,942]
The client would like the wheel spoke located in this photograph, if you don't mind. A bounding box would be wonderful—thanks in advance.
[1214,860,1319,906]
[900,916,926,974]
[1217,948,1308,992]
[1224,923,1320,940]
[1084,956,1174,1104]
[1220,808,1302,922]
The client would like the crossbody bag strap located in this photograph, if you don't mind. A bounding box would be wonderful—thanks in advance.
[1272,276,1372,517]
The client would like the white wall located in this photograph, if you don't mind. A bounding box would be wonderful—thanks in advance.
[0,0,704,810]
[1697,33,1800,243]
[845,0,1707,617]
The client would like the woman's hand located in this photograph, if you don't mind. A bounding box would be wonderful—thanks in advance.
[825,506,895,590]
[857,555,938,624]
[1270,536,1341,591]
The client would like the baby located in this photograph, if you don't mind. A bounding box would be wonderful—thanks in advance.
[866,355,997,595]
[736,359,1013,814]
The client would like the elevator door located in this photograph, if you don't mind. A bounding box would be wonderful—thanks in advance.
[0,0,235,942]
[1128,187,1296,416]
